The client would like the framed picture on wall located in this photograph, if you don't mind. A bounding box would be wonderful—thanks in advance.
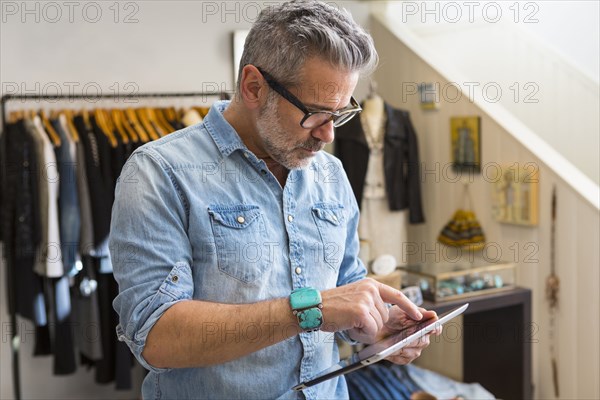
[491,164,539,226]
[419,83,439,110]
[451,116,481,172]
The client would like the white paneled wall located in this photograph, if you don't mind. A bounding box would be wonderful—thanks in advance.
[371,14,600,400]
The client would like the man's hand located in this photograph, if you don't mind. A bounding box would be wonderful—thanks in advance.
[381,306,442,365]
[320,278,423,343]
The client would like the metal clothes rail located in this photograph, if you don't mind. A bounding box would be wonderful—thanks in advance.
[0,91,229,400]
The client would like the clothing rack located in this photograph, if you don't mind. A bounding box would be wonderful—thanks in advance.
[0,90,229,400]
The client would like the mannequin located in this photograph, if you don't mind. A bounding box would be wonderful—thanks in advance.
[357,93,409,268]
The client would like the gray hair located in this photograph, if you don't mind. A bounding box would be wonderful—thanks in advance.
[236,0,378,92]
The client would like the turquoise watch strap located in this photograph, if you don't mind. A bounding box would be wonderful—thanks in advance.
[290,287,323,332]
[290,287,322,310]
[297,308,323,332]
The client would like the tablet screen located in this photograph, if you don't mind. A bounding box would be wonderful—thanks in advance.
[360,304,468,360]
[292,303,469,391]
[357,312,442,360]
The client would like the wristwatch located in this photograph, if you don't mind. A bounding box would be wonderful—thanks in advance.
[290,287,324,332]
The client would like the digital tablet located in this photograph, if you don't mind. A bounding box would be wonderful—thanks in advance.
[292,303,469,391]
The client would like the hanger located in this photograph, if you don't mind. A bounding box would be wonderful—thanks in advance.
[82,108,98,138]
[103,109,120,147]
[136,108,158,141]
[175,107,184,122]
[193,106,210,118]
[136,108,160,141]
[125,108,150,143]
[8,110,23,123]
[124,108,148,143]
[145,107,166,138]
[114,109,139,143]
[61,110,80,142]
[145,99,171,136]
[109,109,130,145]
[93,109,109,137]
[171,107,186,125]
[158,108,177,133]
[164,106,177,123]
[94,108,118,148]
[82,108,90,125]
[40,109,61,146]
[155,107,175,134]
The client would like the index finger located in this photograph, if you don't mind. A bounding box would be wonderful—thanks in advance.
[376,283,423,320]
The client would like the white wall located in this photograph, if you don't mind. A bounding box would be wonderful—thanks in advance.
[371,14,600,400]
[520,0,599,83]
[0,0,373,104]
[386,0,599,83]
[384,1,600,185]
[0,1,371,398]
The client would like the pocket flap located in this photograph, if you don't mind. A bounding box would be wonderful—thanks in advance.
[208,204,262,229]
[312,203,344,226]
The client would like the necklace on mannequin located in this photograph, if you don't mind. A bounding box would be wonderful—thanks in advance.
[361,94,386,155]
[362,114,385,154]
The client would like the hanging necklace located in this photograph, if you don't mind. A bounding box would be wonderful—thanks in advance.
[546,186,560,398]
[361,112,385,155]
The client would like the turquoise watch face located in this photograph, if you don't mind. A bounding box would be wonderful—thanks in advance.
[297,307,323,332]
[290,287,322,310]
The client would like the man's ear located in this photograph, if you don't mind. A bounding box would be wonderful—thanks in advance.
[239,65,266,110]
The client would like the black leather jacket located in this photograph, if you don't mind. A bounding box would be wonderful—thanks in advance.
[334,102,425,224]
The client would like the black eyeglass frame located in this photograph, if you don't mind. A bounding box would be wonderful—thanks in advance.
[256,67,362,129]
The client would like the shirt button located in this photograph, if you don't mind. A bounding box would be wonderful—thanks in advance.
[332,215,338,221]
[171,275,179,283]
[244,152,249,158]
[288,215,294,222]
[237,216,245,224]
[295,267,302,275]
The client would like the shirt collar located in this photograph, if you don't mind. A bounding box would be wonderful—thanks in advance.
[203,100,247,157]
[203,100,318,172]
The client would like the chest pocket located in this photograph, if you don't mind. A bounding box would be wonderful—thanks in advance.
[311,203,346,271]
[208,205,268,284]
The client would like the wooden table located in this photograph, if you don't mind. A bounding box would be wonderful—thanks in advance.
[422,287,533,400]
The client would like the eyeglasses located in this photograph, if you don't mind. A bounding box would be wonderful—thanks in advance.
[256,67,362,129]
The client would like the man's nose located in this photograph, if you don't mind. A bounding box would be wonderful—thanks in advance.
[311,121,335,144]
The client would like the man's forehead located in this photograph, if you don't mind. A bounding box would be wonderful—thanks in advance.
[294,67,358,110]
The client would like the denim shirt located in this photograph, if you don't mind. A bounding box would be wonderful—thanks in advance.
[110,101,366,400]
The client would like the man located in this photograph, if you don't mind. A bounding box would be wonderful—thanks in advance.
[110,1,438,398]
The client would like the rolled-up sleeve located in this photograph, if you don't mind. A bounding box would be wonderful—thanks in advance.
[109,150,193,373]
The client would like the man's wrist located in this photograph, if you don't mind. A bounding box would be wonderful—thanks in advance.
[290,287,324,332]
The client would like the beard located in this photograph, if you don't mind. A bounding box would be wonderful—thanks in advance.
[255,96,324,170]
